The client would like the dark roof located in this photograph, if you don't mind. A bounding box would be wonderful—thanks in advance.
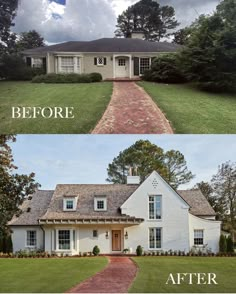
[8,186,216,226]
[8,190,54,226]
[23,38,181,55]
[178,190,216,216]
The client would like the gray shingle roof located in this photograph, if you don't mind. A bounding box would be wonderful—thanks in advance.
[23,38,181,55]
[178,190,216,216]
[8,186,216,226]
[8,190,54,226]
[40,184,139,220]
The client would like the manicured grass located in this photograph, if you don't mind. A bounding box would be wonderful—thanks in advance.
[130,257,236,293]
[0,257,107,293]
[0,81,112,134]
[138,82,236,134]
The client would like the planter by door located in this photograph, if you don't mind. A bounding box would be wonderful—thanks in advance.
[112,230,121,251]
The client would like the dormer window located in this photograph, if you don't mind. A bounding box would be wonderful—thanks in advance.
[63,196,78,211]
[94,196,107,211]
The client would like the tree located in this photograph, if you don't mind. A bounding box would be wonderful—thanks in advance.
[226,235,234,253]
[115,0,179,41]
[219,234,227,253]
[211,162,236,231]
[0,0,18,55]
[172,27,192,45]
[17,30,46,51]
[106,140,194,189]
[143,54,186,83]
[179,0,236,92]
[0,135,40,236]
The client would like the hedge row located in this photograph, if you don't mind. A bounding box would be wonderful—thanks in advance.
[32,72,103,83]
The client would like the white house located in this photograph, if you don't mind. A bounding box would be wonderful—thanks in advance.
[8,171,221,255]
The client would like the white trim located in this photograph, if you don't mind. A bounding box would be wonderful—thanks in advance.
[94,197,107,211]
[25,230,37,248]
[148,194,162,220]
[113,54,132,78]
[148,227,162,250]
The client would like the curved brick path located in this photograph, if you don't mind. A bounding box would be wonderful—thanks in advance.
[66,257,138,293]
[92,82,173,134]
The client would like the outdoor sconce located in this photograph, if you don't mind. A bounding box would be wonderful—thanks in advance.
[125,231,128,239]
[105,231,109,239]
[110,57,113,61]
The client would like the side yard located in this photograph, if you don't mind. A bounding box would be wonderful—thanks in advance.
[0,257,108,293]
[0,82,113,134]
[138,82,236,134]
[130,257,236,293]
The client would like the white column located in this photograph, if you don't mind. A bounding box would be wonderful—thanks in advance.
[74,57,77,73]
[113,55,116,78]
[58,57,62,73]
[47,53,50,73]
[129,55,132,78]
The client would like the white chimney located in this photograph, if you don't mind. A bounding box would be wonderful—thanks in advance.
[131,32,145,40]
[127,176,140,185]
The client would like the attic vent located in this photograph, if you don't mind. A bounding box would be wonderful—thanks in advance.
[152,178,158,189]
[27,207,31,213]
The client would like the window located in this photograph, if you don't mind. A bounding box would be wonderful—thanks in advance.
[66,200,74,210]
[94,197,107,211]
[77,57,80,73]
[58,230,70,250]
[149,228,162,249]
[32,58,43,68]
[118,59,126,66]
[194,230,204,245]
[60,57,74,73]
[149,195,162,220]
[97,57,105,66]
[140,58,150,75]
[93,230,98,238]
[97,200,104,210]
[26,231,36,247]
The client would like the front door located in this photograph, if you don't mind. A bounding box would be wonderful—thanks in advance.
[112,230,121,251]
[116,58,129,78]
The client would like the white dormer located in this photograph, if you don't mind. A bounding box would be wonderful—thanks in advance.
[94,196,107,211]
[63,195,78,211]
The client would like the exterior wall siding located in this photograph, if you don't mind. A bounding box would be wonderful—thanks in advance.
[11,226,44,252]
[121,172,190,252]
[83,54,113,79]
[189,214,221,253]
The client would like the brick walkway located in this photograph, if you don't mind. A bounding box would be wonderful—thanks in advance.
[92,82,173,134]
[66,257,138,293]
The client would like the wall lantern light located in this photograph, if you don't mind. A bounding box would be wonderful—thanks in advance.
[105,231,109,239]
[125,231,128,239]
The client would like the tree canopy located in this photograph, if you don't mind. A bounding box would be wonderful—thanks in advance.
[16,30,45,51]
[106,140,194,189]
[179,0,236,92]
[0,0,18,55]
[194,161,236,233]
[0,135,40,234]
[115,0,179,41]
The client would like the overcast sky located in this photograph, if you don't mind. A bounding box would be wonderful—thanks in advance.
[10,135,236,191]
[13,0,221,43]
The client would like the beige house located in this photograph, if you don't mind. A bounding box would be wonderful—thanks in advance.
[23,36,181,80]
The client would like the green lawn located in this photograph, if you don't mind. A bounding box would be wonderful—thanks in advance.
[0,81,112,134]
[138,82,236,134]
[130,257,236,293]
[0,257,108,293]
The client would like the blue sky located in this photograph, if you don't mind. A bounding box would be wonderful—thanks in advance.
[13,0,220,43]
[10,135,236,190]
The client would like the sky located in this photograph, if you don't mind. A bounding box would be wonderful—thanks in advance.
[13,0,221,43]
[9,135,236,191]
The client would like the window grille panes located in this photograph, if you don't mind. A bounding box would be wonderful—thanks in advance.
[93,230,98,238]
[149,228,161,249]
[194,230,204,245]
[66,200,74,210]
[118,59,126,66]
[140,58,150,74]
[97,57,104,66]
[27,231,36,246]
[58,230,70,250]
[32,58,43,68]
[149,195,162,219]
[60,57,74,73]
[97,200,104,209]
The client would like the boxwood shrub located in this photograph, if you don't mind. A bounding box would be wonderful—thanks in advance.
[32,73,103,83]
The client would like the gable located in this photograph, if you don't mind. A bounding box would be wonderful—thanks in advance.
[121,171,190,219]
